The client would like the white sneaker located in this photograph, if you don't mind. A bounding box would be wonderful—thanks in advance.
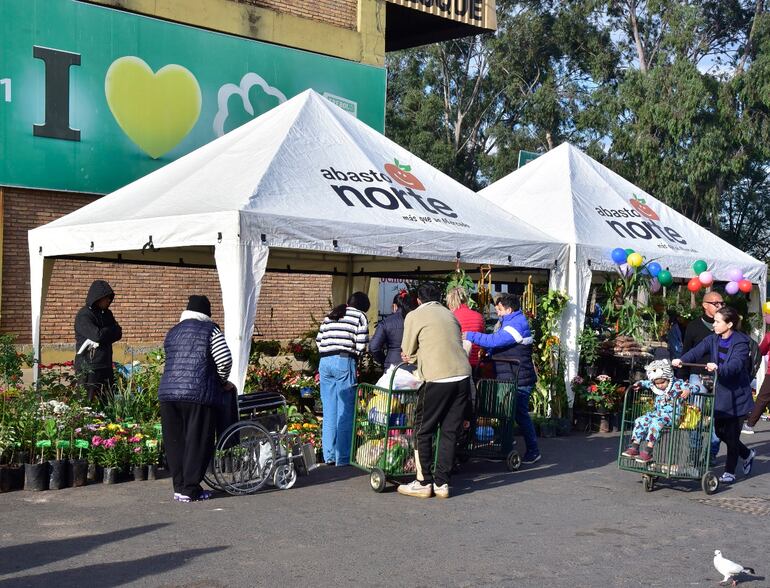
[397,479,433,498]
[742,449,756,476]
[433,483,449,499]
[741,424,755,435]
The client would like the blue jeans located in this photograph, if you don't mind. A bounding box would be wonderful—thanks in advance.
[516,385,539,457]
[319,354,357,465]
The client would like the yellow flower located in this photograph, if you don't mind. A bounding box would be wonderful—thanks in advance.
[107,423,120,431]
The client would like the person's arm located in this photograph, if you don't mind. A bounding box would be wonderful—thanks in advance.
[717,339,749,379]
[466,327,516,350]
[75,309,119,345]
[677,336,711,365]
[401,315,418,362]
[104,310,122,343]
[354,313,369,355]
[368,321,387,364]
[210,326,232,383]
[759,332,770,357]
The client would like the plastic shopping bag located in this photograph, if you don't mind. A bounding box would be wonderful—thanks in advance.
[375,365,423,390]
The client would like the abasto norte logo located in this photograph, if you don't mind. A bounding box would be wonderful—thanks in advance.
[319,157,469,227]
[594,193,687,246]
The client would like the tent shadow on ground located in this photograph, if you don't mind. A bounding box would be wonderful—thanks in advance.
[0,523,170,576]
[0,547,227,588]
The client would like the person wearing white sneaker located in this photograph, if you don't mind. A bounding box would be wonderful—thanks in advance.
[742,448,756,476]
[396,284,472,500]
[741,423,755,435]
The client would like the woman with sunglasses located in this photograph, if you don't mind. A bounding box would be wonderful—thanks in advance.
[673,306,756,484]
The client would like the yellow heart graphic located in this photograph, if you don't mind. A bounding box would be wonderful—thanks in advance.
[105,56,201,159]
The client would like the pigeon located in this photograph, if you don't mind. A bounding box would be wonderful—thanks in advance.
[714,550,756,586]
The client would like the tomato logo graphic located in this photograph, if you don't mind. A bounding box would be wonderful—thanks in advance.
[629,195,659,220]
[384,158,425,191]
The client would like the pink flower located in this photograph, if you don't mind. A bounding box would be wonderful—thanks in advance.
[128,436,140,443]
[103,438,116,449]
[92,436,103,446]
[133,447,141,453]
[75,427,82,434]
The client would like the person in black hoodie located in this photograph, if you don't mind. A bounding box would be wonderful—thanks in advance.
[74,280,122,402]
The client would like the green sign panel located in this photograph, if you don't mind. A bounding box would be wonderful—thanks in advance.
[0,0,386,194]
[517,150,541,168]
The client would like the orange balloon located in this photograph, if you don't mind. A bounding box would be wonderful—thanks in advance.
[738,279,753,293]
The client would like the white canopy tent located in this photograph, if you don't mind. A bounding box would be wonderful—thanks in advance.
[29,89,568,390]
[479,143,767,402]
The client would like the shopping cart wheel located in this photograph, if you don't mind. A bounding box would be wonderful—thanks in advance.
[273,464,297,490]
[506,451,522,472]
[370,468,387,493]
[701,471,719,495]
[642,474,654,492]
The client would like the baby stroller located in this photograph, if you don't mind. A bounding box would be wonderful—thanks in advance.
[204,390,318,495]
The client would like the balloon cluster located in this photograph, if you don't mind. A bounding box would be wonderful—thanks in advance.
[724,268,752,296]
[686,259,713,292]
[610,247,671,292]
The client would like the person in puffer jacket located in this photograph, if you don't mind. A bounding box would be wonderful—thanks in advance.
[464,293,541,465]
[74,280,122,402]
[157,295,233,502]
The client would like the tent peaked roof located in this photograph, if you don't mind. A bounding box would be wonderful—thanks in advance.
[479,142,765,282]
[31,89,567,270]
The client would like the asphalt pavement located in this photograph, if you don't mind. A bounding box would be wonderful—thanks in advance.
[1,424,768,588]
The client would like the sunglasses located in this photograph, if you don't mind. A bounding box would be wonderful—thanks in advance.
[704,301,724,307]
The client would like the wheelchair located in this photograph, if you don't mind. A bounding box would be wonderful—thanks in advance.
[204,391,317,495]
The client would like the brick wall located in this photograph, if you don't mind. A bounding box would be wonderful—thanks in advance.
[1,188,332,345]
[229,0,358,30]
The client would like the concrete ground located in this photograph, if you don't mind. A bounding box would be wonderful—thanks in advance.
[0,424,768,588]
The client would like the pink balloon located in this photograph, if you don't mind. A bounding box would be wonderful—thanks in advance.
[725,281,740,295]
[698,271,713,286]
[728,268,744,282]
[650,278,661,293]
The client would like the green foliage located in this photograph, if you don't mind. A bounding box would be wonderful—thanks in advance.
[102,352,164,424]
[577,326,600,367]
[445,268,477,309]
[531,290,570,418]
[0,334,29,387]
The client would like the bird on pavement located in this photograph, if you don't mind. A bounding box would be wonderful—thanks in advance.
[714,550,756,586]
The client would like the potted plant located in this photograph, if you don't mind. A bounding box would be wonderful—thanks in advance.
[128,429,147,480]
[144,437,161,480]
[578,326,600,377]
[287,339,313,362]
[25,439,50,491]
[69,438,90,487]
[251,339,281,357]
[586,375,620,432]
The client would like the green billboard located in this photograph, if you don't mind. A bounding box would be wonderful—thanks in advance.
[0,0,386,194]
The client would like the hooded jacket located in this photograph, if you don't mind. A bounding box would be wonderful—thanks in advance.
[74,280,122,371]
[465,310,536,386]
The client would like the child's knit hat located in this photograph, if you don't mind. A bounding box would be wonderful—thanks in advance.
[645,359,673,381]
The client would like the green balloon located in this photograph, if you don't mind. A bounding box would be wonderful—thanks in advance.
[625,248,635,255]
[692,259,708,274]
[658,270,673,287]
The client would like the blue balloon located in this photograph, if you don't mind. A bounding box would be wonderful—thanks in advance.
[647,262,662,277]
[611,247,627,264]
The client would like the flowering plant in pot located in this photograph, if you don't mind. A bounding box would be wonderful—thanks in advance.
[128,430,147,480]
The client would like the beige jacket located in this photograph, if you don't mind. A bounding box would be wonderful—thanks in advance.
[402,301,472,382]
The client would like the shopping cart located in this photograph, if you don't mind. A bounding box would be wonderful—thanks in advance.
[617,363,718,494]
[350,364,426,492]
[204,390,318,495]
[456,359,521,471]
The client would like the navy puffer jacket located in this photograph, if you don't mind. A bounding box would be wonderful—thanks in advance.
[465,310,536,386]
[158,319,221,406]
[369,312,404,369]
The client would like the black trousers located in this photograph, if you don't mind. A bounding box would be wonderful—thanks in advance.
[414,378,469,486]
[714,416,751,475]
[77,367,114,404]
[160,401,215,498]
[747,377,770,427]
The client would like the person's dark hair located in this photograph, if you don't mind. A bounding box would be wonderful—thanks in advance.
[716,306,741,330]
[495,293,521,312]
[347,291,370,312]
[400,292,418,318]
[327,304,347,321]
[417,283,442,303]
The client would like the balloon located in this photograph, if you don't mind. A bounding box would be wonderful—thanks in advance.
[725,281,740,295]
[698,271,714,286]
[687,277,702,292]
[658,270,673,287]
[624,248,635,256]
[650,278,661,293]
[618,263,632,277]
[627,252,643,267]
[738,279,753,294]
[692,260,708,275]
[728,268,744,283]
[763,301,770,314]
[647,262,661,277]
[611,247,628,264]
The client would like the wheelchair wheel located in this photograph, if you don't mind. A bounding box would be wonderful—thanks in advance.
[203,460,223,492]
[213,421,276,495]
[273,464,297,490]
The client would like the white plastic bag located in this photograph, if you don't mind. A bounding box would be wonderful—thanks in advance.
[375,366,422,390]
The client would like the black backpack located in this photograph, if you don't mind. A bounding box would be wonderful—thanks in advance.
[748,336,762,377]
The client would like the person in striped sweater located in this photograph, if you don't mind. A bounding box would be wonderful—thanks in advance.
[315,291,370,466]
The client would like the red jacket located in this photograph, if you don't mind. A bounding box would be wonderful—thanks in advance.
[759,332,770,374]
[453,304,485,367]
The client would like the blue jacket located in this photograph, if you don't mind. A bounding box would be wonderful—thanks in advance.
[679,331,754,418]
[466,310,536,386]
[158,319,222,406]
[369,312,404,369]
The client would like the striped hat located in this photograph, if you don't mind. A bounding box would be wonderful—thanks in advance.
[645,359,673,381]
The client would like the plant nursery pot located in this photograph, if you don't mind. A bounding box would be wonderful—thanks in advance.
[87,463,104,483]
[147,464,158,481]
[103,466,120,485]
[131,465,147,481]
[48,459,69,490]
[24,462,49,491]
[539,421,557,438]
[599,414,612,433]
[0,465,24,492]
[556,417,572,436]
[69,459,89,487]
